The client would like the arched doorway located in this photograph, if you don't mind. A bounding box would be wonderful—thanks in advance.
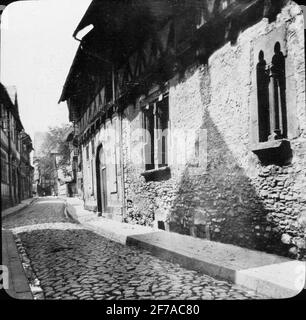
[96,144,107,215]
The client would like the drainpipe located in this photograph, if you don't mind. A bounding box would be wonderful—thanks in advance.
[112,63,126,219]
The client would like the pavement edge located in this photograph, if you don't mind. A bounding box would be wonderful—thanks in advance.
[1,230,33,300]
[64,197,305,299]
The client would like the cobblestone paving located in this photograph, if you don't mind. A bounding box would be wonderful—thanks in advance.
[2,198,67,229]
[3,198,265,300]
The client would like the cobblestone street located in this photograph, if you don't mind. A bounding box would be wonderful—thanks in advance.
[2,198,264,300]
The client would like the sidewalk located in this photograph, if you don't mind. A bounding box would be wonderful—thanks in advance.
[2,198,37,219]
[1,230,33,299]
[65,197,305,299]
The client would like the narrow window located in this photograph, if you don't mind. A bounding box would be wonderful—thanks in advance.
[91,158,95,196]
[91,139,95,155]
[86,145,89,160]
[257,50,270,142]
[256,42,287,142]
[143,104,155,170]
[142,95,169,170]
[0,104,6,130]
[270,41,287,139]
[105,73,113,103]
[156,97,169,167]
[1,150,8,183]
[10,116,15,142]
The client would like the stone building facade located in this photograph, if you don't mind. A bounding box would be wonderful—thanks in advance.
[19,131,34,200]
[65,129,79,197]
[60,0,305,259]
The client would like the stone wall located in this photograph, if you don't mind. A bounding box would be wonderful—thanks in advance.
[121,2,306,260]
[121,66,209,228]
[169,2,306,259]
[122,103,158,226]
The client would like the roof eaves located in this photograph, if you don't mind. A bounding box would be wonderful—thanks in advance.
[72,0,97,38]
[58,44,83,103]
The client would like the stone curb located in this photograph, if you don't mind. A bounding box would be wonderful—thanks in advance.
[64,200,82,224]
[1,230,33,300]
[126,233,306,299]
[2,198,38,219]
[64,200,134,243]
[64,198,305,299]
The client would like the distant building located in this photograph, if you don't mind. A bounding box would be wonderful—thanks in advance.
[64,128,78,197]
[19,131,34,200]
[1,84,33,210]
[32,157,41,195]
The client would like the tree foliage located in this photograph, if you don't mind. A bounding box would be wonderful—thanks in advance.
[40,124,72,176]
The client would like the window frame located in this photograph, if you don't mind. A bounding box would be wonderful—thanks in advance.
[86,145,89,161]
[142,94,169,172]
[1,149,9,184]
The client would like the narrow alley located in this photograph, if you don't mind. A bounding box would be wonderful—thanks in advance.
[2,198,263,300]
[1,0,305,302]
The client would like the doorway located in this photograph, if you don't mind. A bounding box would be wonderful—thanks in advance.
[96,144,107,214]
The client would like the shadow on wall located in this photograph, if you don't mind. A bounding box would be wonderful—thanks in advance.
[168,109,297,259]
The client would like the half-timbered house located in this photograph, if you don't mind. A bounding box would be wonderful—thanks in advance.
[1,84,33,210]
[60,0,306,259]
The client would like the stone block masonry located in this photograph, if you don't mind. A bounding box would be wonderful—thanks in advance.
[122,2,306,260]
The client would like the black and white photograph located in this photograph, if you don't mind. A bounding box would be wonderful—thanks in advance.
[0,0,305,304]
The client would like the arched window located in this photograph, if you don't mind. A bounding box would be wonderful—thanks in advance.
[256,42,287,142]
[256,50,270,142]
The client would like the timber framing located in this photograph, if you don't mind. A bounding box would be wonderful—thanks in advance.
[59,0,289,139]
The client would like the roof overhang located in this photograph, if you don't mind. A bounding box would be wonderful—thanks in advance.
[59,0,287,108]
[59,0,178,105]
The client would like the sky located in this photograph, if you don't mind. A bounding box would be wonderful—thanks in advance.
[0,0,91,140]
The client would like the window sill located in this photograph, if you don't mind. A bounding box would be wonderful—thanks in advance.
[251,139,289,152]
[141,166,171,181]
[251,139,292,165]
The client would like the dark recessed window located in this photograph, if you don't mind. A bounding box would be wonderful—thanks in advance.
[91,139,95,155]
[143,95,169,171]
[256,42,287,143]
[86,145,89,160]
